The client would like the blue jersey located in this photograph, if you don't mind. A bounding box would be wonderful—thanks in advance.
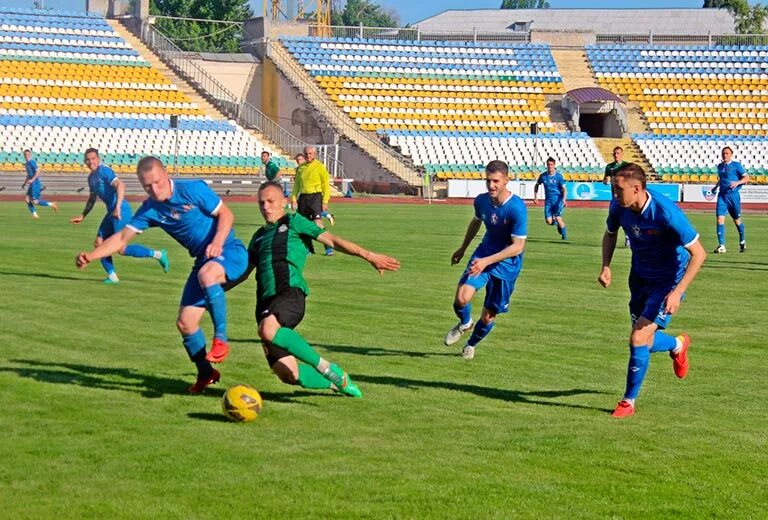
[87,165,121,213]
[607,190,699,285]
[536,171,565,202]
[127,179,235,258]
[717,161,746,195]
[472,192,527,280]
[25,159,38,182]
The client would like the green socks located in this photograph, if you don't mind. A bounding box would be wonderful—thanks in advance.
[297,363,333,389]
[272,327,321,367]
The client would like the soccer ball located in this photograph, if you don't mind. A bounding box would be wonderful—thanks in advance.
[222,384,263,422]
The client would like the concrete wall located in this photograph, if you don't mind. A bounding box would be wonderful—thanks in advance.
[531,31,596,47]
[189,60,256,102]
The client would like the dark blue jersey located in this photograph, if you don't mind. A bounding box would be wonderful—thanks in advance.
[472,192,527,280]
[87,165,121,213]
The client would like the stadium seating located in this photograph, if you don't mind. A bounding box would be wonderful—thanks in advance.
[282,36,603,179]
[0,7,291,175]
[588,44,768,178]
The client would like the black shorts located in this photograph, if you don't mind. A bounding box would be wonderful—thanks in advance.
[256,287,306,366]
[297,192,323,221]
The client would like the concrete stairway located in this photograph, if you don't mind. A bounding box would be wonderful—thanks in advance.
[551,49,599,92]
[109,20,288,156]
[594,137,656,178]
[266,40,421,187]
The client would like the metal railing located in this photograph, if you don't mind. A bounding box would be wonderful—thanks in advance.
[307,23,530,43]
[266,39,420,185]
[596,33,768,46]
[138,21,344,177]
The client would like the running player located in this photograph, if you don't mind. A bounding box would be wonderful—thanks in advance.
[533,157,567,240]
[22,149,57,218]
[229,181,399,397]
[604,146,630,247]
[70,148,169,284]
[76,156,248,393]
[444,160,527,360]
[712,146,749,253]
[598,163,706,418]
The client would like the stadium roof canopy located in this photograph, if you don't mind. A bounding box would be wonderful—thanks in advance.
[565,87,623,105]
[413,9,737,35]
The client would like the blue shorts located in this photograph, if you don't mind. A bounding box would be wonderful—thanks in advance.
[26,181,41,200]
[459,268,517,314]
[628,278,685,330]
[544,199,564,219]
[716,192,741,219]
[97,203,133,239]
[180,239,248,307]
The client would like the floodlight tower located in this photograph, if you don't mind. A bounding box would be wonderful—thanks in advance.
[265,0,333,34]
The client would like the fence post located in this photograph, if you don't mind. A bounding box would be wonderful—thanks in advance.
[473,27,477,44]
[358,23,363,39]
[649,30,653,45]
[708,31,712,47]
[417,26,421,42]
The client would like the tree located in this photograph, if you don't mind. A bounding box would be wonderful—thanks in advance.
[703,0,767,34]
[151,0,253,52]
[302,0,399,28]
[500,0,550,8]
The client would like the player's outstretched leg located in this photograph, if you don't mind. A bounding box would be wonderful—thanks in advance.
[650,330,689,379]
[183,329,220,394]
[36,199,57,212]
[26,200,39,218]
[446,301,473,346]
[612,345,649,418]
[203,283,229,363]
[735,220,746,253]
[269,327,362,397]
[123,245,170,273]
[715,220,726,253]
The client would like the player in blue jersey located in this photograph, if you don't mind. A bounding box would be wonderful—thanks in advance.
[21,149,58,218]
[70,149,169,284]
[76,156,248,394]
[598,163,706,418]
[533,157,567,240]
[444,160,527,360]
[712,146,749,253]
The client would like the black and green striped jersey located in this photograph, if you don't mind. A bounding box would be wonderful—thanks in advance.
[247,213,324,300]
[604,160,628,179]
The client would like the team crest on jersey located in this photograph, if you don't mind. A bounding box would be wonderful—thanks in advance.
[170,210,181,220]
[278,224,288,233]
[490,213,499,225]
[631,225,641,237]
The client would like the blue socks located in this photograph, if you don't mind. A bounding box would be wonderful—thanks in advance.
[650,331,677,353]
[717,223,725,246]
[100,256,115,276]
[467,319,495,347]
[183,329,211,377]
[203,284,227,341]
[26,202,35,214]
[560,226,567,239]
[124,244,154,258]
[624,346,650,400]
[453,301,472,327]
[736,223,745,243]
[37,200,51,207]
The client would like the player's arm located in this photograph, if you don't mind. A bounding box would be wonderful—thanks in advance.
[222,263,255,291]
[70,193,98,224]
[316,232,400,274]
[76,227,137,268]
[533,178,541,205]
[451,217,482,265]
[733,166,749,188]
[206,202,235,259]
[561,182,567,207]
[664,239,706,315]
[112,178,125,219]
[598,229,619,288]
[467,237,526,276]
[290,169,302,208]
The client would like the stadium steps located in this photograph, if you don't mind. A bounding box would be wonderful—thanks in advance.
[265,40,421,188]
[550,49,599,92]
[109,20,287,157]
[594,137,657,179]
[625,103,651,134]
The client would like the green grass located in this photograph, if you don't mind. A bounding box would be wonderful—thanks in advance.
[1,201,766,519]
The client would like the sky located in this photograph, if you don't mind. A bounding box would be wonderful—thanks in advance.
[0,0,756,25]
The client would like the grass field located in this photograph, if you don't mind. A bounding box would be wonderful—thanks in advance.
[1,200,766,519]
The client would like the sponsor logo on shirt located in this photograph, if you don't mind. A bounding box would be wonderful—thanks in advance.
[631,225,641,237]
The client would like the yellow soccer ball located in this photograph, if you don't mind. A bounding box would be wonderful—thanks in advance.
[222,384,263,422]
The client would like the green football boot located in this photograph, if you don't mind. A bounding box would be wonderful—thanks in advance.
[324,363,363,398]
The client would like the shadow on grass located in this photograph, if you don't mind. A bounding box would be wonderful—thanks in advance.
[705,263,768,272]
[187,412,232,422]
[0,270,100,282]
[2,359,205,398]
[354,374,612,412]
[228,337,454,358]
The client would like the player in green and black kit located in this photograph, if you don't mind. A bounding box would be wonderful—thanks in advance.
[261,151,281,181]
[604,146,630,246]
[230,181,400,397]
